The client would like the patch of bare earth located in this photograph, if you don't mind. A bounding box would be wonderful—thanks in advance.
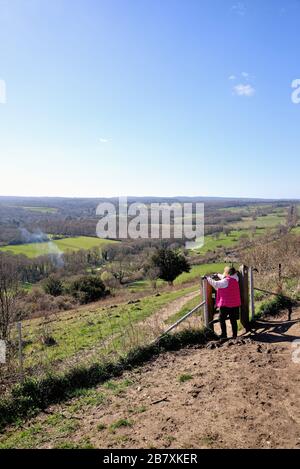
[5,309,300,449]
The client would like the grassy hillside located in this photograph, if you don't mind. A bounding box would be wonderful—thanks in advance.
[193,228,266,254]
[231,212,286,229]
[128,263,227,292]
[13,284,199,371]
[0,236,117,258]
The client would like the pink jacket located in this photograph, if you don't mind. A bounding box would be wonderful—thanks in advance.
[208,275,241,308]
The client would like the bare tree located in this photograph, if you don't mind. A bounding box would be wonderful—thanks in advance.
[108,256,130,285]
[0,254,20,340]
[286,205,298,231]
[144,265,160,290]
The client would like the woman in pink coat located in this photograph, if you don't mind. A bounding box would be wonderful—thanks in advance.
[207,266,241,339]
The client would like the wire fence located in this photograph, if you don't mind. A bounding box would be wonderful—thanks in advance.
[2,263,293,396]
[0,292,205,395]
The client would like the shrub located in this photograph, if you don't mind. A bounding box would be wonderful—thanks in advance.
[70,275,109,304]
[43,275,63,297]
[100,271,118,288]
[151,248,190,286]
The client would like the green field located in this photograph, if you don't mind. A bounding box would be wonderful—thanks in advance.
[231,212,286,230]
[174,262,226,285]
[22,206,58,213]
[0,236,117,258]
[193,210,287,256]
[193,228,266,255]
[8,205,58,213]
[220,204,274,213]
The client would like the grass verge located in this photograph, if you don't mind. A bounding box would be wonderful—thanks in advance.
[253,294,296,321]
[0,328,215,431]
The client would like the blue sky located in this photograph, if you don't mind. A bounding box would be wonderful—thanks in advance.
[0,0,300,199]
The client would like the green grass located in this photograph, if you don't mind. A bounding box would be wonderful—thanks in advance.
[0,424,45,449]
[16,284,198,369]
[231,212,286,230]
[7,205,58,214]
[127,279,163,292]
[97,423,107,431]
[109,418,133,432]
[0,236,117,258]
[127,263,226,291]
[178,373,193,383]
[128,263,227,292]
[193,228,266,255]
[174,263,227,285]
[22,206,58,213]
[166,294,202,325]
[191,210,287,256]
[0,328,214,438]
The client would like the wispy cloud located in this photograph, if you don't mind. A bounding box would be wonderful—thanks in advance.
[229,72,256,97]
[231,2,246,16]
[233,83,255,97]
[99,137,111,144]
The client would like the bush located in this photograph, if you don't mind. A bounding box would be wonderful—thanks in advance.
[43,275,63,297]
[100,271,118,288]
[151,248,190,285]
[70,275,109,304]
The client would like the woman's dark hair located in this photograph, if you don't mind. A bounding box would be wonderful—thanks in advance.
[228,267,237,276]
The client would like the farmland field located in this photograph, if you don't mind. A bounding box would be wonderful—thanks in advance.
[8,205,58,213]
[194,228,266,254]
[0,236,117,258]
[231,212,286,229]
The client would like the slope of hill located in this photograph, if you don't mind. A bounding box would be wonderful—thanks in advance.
[1,309,300,449]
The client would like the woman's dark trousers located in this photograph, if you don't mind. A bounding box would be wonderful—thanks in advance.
[219,307,239,339]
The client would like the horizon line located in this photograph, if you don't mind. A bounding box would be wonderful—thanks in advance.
[0,194,299,202]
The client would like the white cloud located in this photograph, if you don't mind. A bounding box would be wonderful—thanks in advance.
[241,72,249,78]
[232,2,246,16]
[228,75,236,80]
[99,138,110,143]
[233,83,255,97]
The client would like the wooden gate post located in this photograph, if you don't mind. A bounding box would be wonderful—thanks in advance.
[239,265,250,332]
[202,278,214,332]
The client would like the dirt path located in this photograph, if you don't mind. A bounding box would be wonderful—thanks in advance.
[142,290,199,333]
[2,308,300,449]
